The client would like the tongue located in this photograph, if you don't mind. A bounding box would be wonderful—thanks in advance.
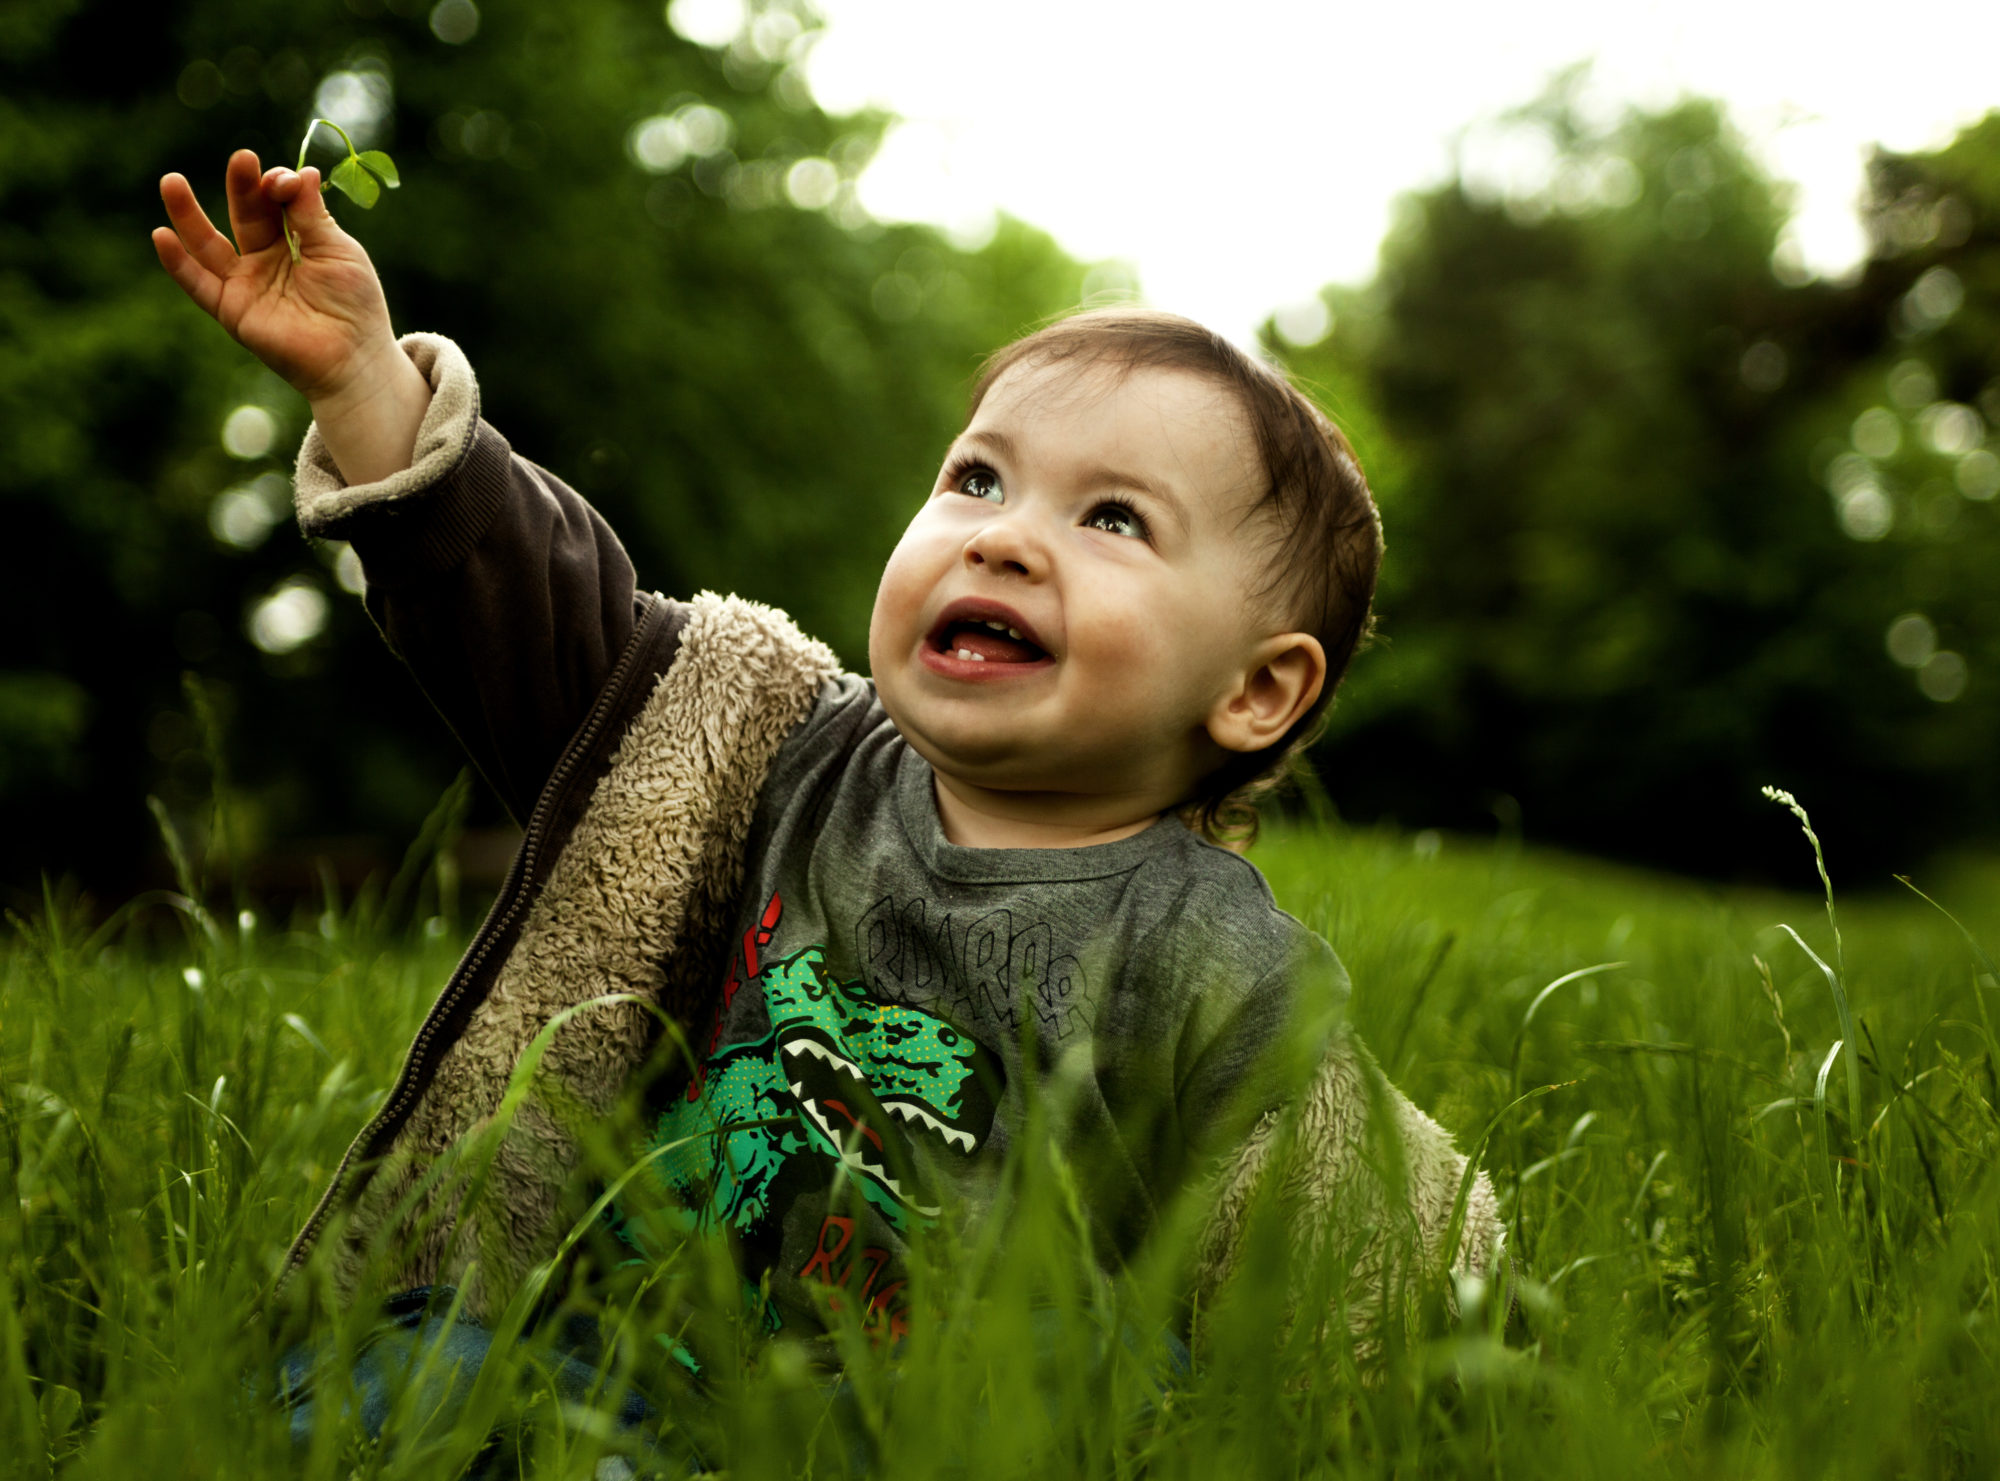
[945,622,1043,663]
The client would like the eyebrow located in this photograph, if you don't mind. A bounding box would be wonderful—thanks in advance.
[957,429,1192,537]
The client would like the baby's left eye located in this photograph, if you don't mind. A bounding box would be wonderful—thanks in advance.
[1084,502,1148,539]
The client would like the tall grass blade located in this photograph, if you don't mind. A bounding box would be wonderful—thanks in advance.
[1761,785,1846,976]
[1779,924,1863,1144]
[1443,1079,1578,1282]
[1510,961,1623,1100]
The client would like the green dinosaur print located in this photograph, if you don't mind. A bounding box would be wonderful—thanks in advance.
[651,946,1003,1247]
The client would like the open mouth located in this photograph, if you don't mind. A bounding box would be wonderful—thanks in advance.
[925,602,1051,666]
[780,1029,981,1217]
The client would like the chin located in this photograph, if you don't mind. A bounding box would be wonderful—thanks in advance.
[891,708,1028,779]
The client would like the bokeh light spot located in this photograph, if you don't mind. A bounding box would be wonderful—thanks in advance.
[333,544,367,595]
[675,103,733,157]
[1770,237,1812,287]
[749,9,802,62]
[667,0,745,48]
[1885,612,1936,669]
[1836,485,1893,541]
[312,68,393,150]
[1851,406,1901,459]
[1956,449,2000,501]
[221,405,278,460]
[1917,651,1968,703]
[1273,298,1333,348]
[1824,452,1873,497]
[248,580,329,655]
[429,0,479,45]
[726,159,783,210]
[1739,340,1786,392]
[784,157,838,210]
[629,116,687,173]
[176,60,224,110]
[209,472,291,549]
[460,110,510,159]
[1887,360,1937,410]
[1902,266,1964,332]
[1919,402,1984,456]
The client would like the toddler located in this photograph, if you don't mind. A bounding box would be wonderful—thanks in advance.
[154,152,1499,1376]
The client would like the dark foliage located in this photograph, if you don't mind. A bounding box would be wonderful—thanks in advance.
[1280,93,2000,880]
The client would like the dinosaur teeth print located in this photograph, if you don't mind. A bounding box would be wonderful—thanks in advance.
[796,1095,944,1219]
[782,1037,865,1082]
[883,1098,978,1152]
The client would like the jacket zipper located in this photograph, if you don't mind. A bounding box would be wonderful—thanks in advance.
[272,596,669,1297]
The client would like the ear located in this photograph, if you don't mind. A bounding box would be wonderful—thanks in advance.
[1204,633,1327,755]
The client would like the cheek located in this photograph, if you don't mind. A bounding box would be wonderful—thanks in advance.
[1066,587,1186,701]
[1079,571,1247,706]
[868,527,937,660]
[1074,603,1151,665]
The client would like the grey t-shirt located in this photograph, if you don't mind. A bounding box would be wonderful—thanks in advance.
[630,675,1346,1341]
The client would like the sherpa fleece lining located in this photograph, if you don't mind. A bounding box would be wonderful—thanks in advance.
[293,333,481,537]
[1195,1031,1503,1348]
[315,594,840,1318]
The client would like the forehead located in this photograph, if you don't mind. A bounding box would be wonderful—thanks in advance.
[968,358,1262,519]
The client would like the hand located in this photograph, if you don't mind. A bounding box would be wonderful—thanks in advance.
[154,149,433,484]
[153,149,399,403]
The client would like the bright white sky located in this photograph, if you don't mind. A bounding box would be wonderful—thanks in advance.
[764,0,2000,346]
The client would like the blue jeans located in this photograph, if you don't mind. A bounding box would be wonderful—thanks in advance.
[272,1288,1186,1474]
[273,1287,682,1476]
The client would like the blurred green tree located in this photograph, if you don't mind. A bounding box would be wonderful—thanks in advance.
[0,0,1083,898]
[1278,87,2000,879]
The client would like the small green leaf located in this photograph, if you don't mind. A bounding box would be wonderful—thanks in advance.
[40,1383,82,1450]
[329,155,380,209]
[357,150,402,189]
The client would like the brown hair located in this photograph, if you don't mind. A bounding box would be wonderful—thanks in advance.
[968,306,1383,848]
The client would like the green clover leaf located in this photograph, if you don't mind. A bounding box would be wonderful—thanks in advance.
[358,151,402,189]
[328,155,380,209]
[284,118,401,261]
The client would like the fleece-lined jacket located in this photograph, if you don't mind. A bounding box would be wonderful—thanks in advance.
[272,334,1504,1348]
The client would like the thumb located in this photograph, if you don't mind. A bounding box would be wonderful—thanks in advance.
[283,166,342,248]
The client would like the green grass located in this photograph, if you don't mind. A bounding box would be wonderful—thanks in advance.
[4,812,1998,1478]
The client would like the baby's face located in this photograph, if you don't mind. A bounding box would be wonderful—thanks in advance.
[869,358,1279,814]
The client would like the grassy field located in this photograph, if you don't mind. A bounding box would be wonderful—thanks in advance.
[3,804,1997,1478]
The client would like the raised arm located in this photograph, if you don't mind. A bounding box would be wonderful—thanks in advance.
[296,353,649,822]
[156,152,660,820]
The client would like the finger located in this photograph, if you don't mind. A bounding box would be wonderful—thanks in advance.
[260,166,312,209]
[159,171,238,279]
[224,148,284,257]
[151,226,224,319]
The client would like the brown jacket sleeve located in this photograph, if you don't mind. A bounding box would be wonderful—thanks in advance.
[293,334,649,823]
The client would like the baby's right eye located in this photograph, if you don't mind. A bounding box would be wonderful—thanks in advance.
[954,466,1003,503]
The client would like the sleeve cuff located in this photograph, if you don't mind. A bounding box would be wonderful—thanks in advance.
[293,332,482,538]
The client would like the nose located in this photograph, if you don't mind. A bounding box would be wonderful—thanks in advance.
[962,508,1042,578]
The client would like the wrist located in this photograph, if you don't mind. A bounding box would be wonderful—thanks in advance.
[308,338,436,486]
[306,336,423,421]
